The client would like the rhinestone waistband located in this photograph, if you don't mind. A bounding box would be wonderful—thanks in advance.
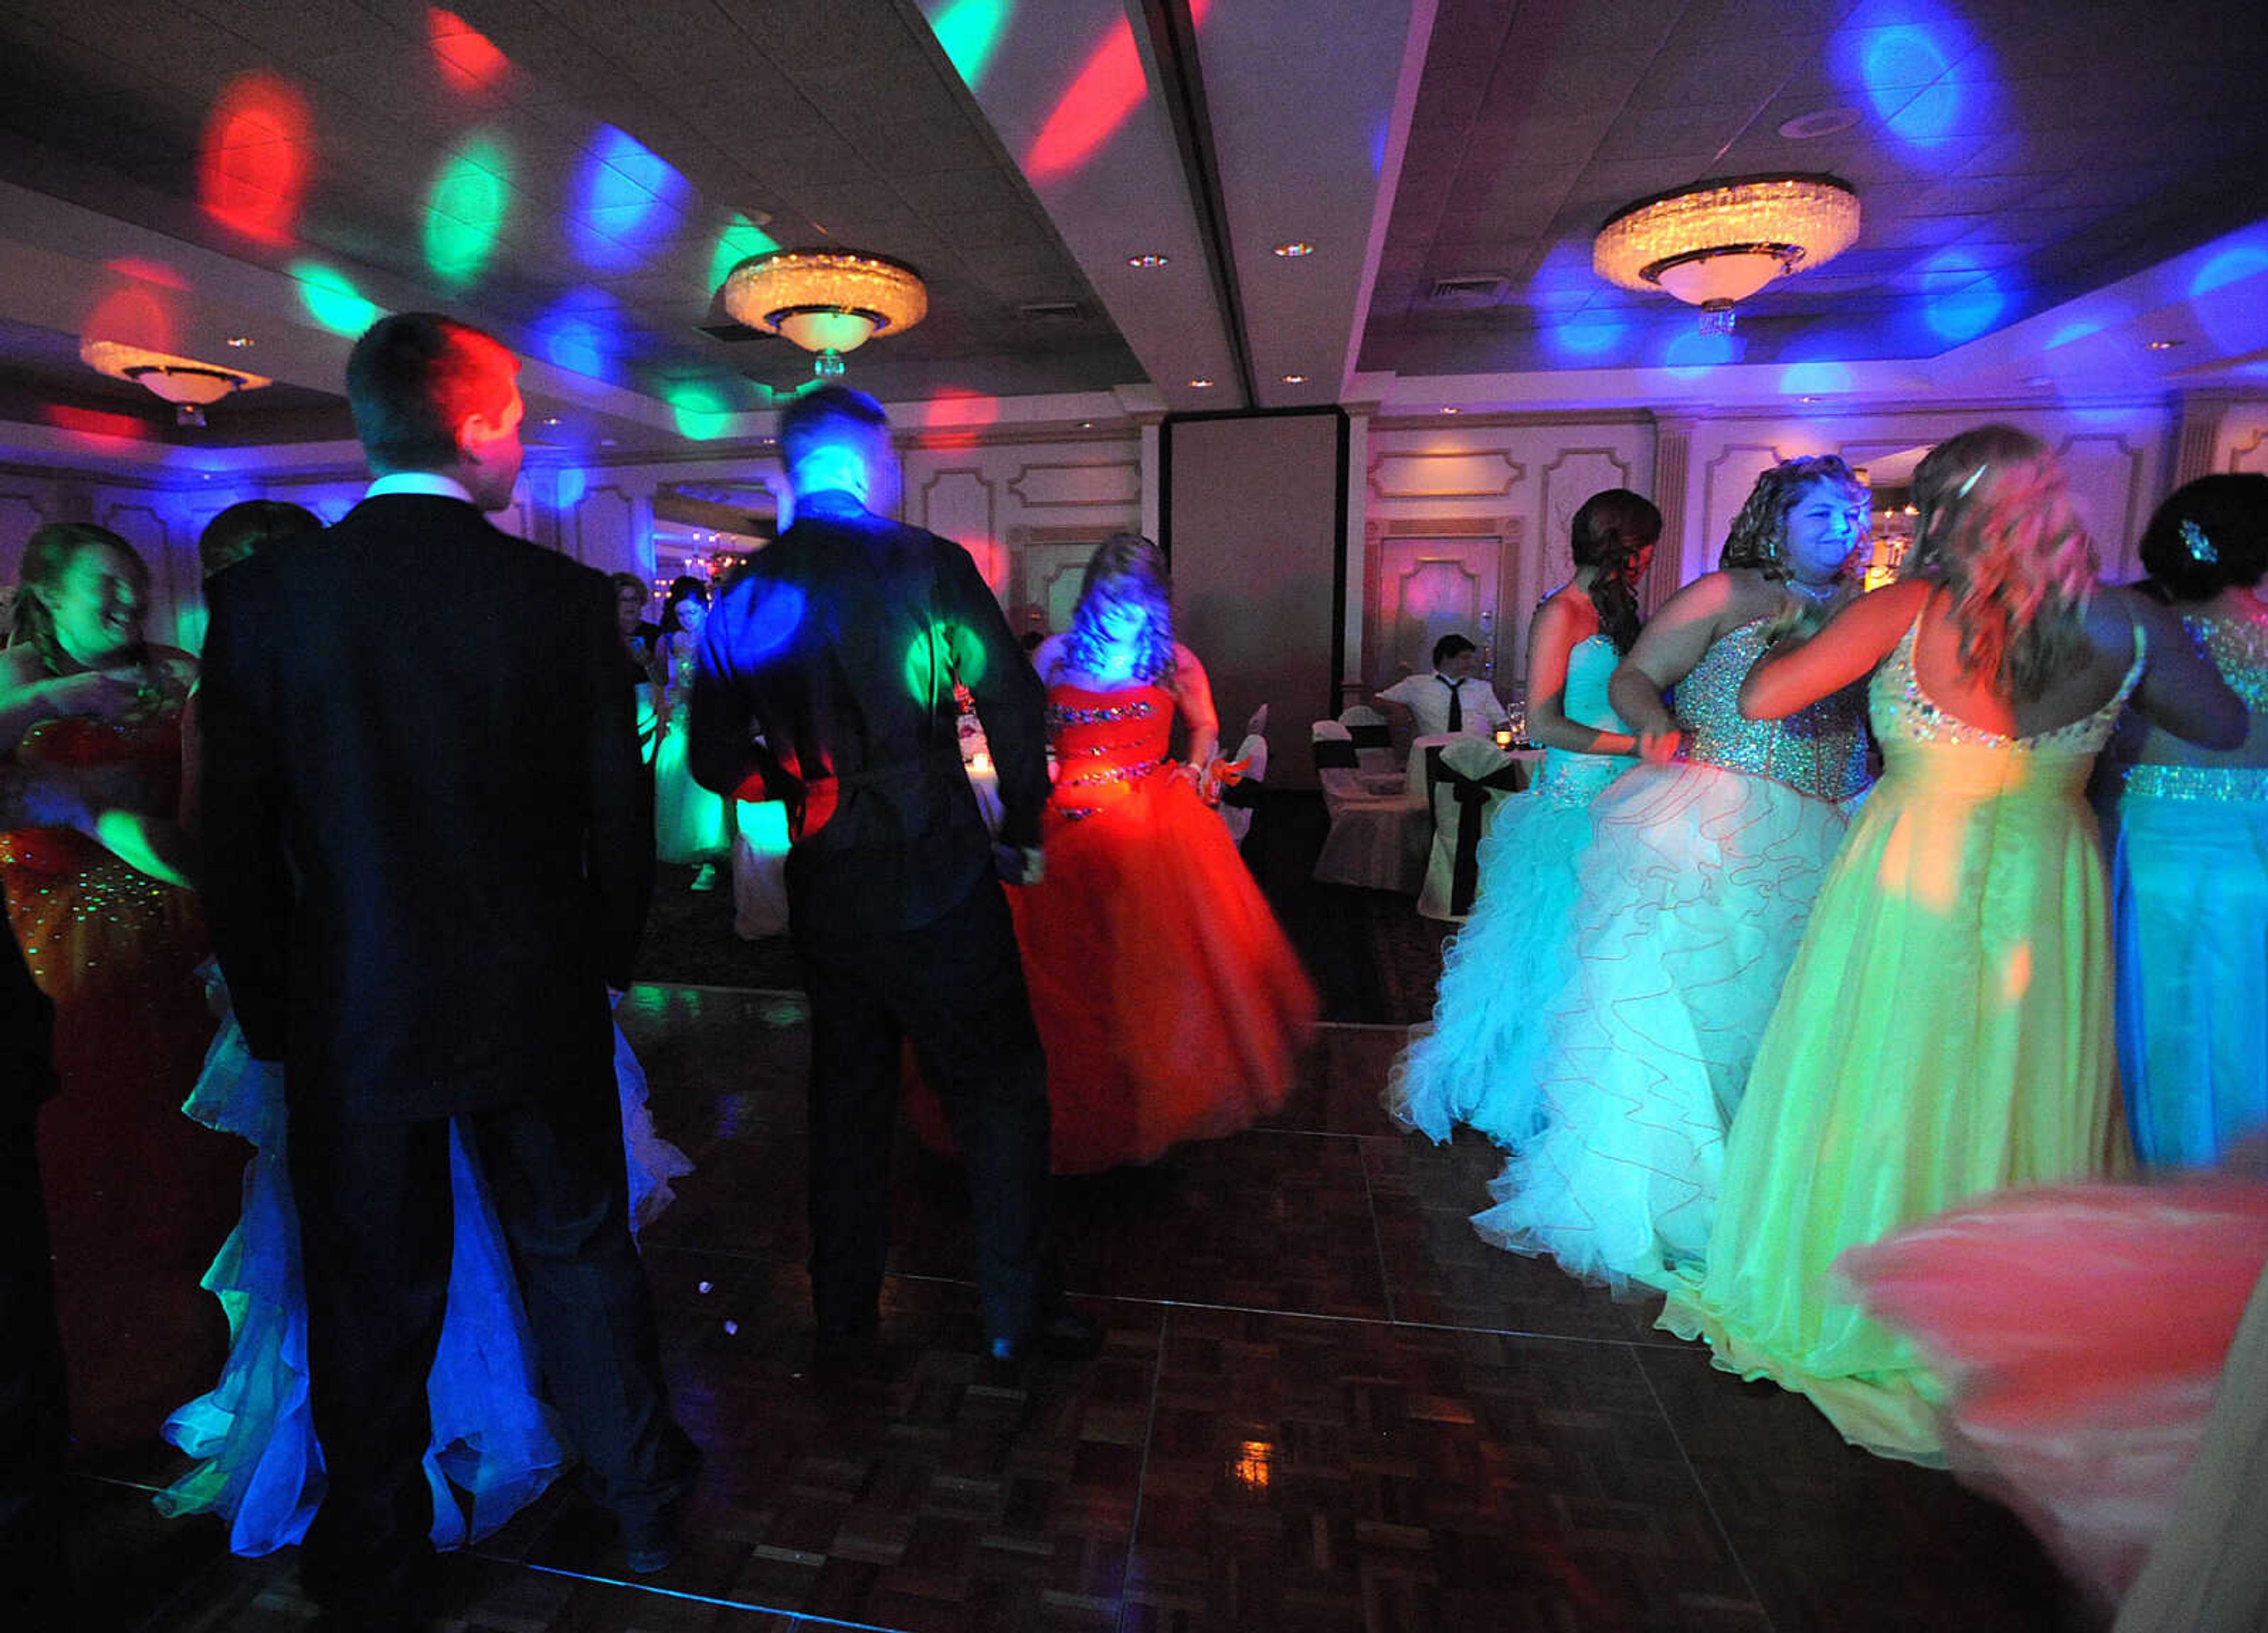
[2122,763,2268,803]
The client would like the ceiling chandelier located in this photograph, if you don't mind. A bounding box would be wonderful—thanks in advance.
[80,339,272,427]
[719,249,927,378]
[1594,174,1860,324]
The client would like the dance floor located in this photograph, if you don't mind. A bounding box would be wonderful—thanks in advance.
[74,984,2077,1632]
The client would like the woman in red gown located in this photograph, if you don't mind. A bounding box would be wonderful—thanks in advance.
[915,534,1315,1171]
[0,524,234,1448]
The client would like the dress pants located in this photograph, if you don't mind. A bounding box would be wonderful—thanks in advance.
[796,876,1050,1347]
[0,1112,71,1623]
[288,1067,693,1604]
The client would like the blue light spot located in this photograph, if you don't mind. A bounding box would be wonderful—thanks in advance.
[1368,115,1389,177]
[1663,327,1743,377]
[2045,318,2106,350]
[1778,360,1853,395]
[2191,243,2268,298]
[741,581,804,660]
[532,289,625,379]
[1540,316,1634,363]
[556,466,588,509]
[1917,251,2007,342]
[569,126,690,272]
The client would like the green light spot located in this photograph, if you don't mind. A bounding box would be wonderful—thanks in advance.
[706,212,780,296]
[901,619,989,705]
[289,260,382,337]
[927,0,1012,89]
[424,133,513,288]
[666,382,734,441]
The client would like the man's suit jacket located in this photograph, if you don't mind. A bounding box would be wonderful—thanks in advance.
[200,494,651,1123]
[687,490,1047,941]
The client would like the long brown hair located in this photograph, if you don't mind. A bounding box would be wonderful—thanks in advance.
[10,523,154,681]
[1568,489,1660,654]
[1065,533,1175,683]
[1901,425,2096,700]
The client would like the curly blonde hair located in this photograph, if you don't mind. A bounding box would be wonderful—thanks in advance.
[1901,425,2097,701]
[1718,455,1866,579]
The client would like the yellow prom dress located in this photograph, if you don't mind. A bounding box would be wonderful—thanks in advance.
[1659,613,2140,1462]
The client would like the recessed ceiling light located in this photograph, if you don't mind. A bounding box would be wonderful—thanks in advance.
[1439,406,1460,414]
[2146,338,2183,350]
[224,335,255,348]
[1079,420,1094,428]
[539,416,562,427]
[1188,377,1214,388]
[1777,107,1860,141]
[1272,241,1315,258]
[1128,253,1169,268]
[1800,395,1819,403]
[599,437,618,448]
[1281,373,1306,384]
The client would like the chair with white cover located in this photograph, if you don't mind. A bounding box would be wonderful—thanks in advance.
[1337,703,1397,774]
[1416,736,1526,921]
[1218,704,1269,849]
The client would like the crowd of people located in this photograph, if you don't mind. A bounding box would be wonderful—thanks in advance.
[1392,438,2268,1623]
[4,301,2264,1629]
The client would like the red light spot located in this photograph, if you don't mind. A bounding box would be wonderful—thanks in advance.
[428,8,510,93]
[199,72,314,245]
[1027,0,1207,179]
[83,285,178,354]
[102,257,190,291]
[43,405,152,442]
[920,386,1001,451]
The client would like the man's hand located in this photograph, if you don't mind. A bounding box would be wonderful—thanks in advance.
[995,843,1045,886]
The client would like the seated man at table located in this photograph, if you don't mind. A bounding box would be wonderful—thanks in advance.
[1375,634,1508,740]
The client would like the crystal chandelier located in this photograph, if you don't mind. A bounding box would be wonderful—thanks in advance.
[719,249,928,378]
[79,339,272,427]
[1594,174,1860,318]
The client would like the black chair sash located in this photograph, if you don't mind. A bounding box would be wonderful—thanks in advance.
[1347,721,1390,749]
[1313,738,1357,771]
[1426,745,1527,917]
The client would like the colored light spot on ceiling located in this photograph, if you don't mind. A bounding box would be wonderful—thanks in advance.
[2046,318,2106,349]
[424,132,513,288]
[666,381,735,441]
[2191,240,2268,298]
[43,404,151,442]
[1917,252,2007,343]
[102,257,188,291]
[428,8,510,93]
[1540,315,1633,363]
[571,127,691,272]
[83,283,178,354]
[1663,326,1744,377]
[533,288,627,379]
[707,213,780,298]
[925,0,1013,90]
[199,71,315,245]
[1027,0,1209,179]
[1778,360,1853,395]
[918,386,1000,450]
[555,466,589,509]
[289,260,382,337]
[2188,233,2268,354]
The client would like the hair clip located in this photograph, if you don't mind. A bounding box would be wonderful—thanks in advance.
[1956,462,1989,500]
[2179,517,2218,565]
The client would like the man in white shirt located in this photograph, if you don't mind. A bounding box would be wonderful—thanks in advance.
[1376,634,1508,739]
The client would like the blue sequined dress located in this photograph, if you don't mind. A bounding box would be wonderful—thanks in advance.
[155,993,691,1555]
[1471,617,1871,1292]
[2114,609,2268,1167]
[1386,634,1635,1146]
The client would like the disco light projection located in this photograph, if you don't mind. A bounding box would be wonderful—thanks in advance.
[915,386,1001,451]
[706,213,780,301]
[2189,232,2268,356]
[664,380,735,441]
[1778,360,1854,396]
[83,283,179,356]
[41,404,153,444]
[1540,315,1635,363]
[199,72,315,245]
[924,0,1014,90]
[1832,2,1983,168]
[288,261,382,337]
[424,133,513,288]
[103,258,190,291]
[1027,0,1210,179]
[570,126,692,272]
[1663,325,1744,377]
[1917,251,2008,343]
[902,620,989,705]
[532,288,630,379]
[427,7,510,93]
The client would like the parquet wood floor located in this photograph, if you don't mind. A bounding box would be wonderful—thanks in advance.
[72,988,2079,1632]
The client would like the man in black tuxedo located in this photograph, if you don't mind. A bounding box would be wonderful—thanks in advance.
[200,313,695,1617]
[689,385,1089,1374]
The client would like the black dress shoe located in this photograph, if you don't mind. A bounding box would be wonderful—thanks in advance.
[988,1305,1104,1368]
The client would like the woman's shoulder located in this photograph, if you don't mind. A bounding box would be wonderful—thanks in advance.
[0,642,44,687]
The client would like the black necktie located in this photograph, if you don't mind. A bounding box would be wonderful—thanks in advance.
[1442,676,1463,734]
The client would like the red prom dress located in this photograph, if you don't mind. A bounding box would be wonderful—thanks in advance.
[0,712,236,1447]
[913,682,1315,1172]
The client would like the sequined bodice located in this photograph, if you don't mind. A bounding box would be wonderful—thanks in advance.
[1678,619,1871,802]
[1875,618,2141,800]
[2120,611,2268,803]
[0,713,185,875]
[1536,636,1636,804]
[1046,682,1172,822]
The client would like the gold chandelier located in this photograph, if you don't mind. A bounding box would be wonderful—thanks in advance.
[719,249,927,377]
[1594,174,1860,312]
[79,338,271,427]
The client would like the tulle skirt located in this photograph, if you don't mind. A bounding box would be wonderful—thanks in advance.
[1840,1179,2268,1608]
[652,705,732,865]
[157,1011,690,1554]
[2113,793,2268,1168]
[1385,751,1631,1148]
[1471,761,1850,1293]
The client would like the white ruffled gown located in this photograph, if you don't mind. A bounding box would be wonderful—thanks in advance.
[1471,617,1871,1292]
